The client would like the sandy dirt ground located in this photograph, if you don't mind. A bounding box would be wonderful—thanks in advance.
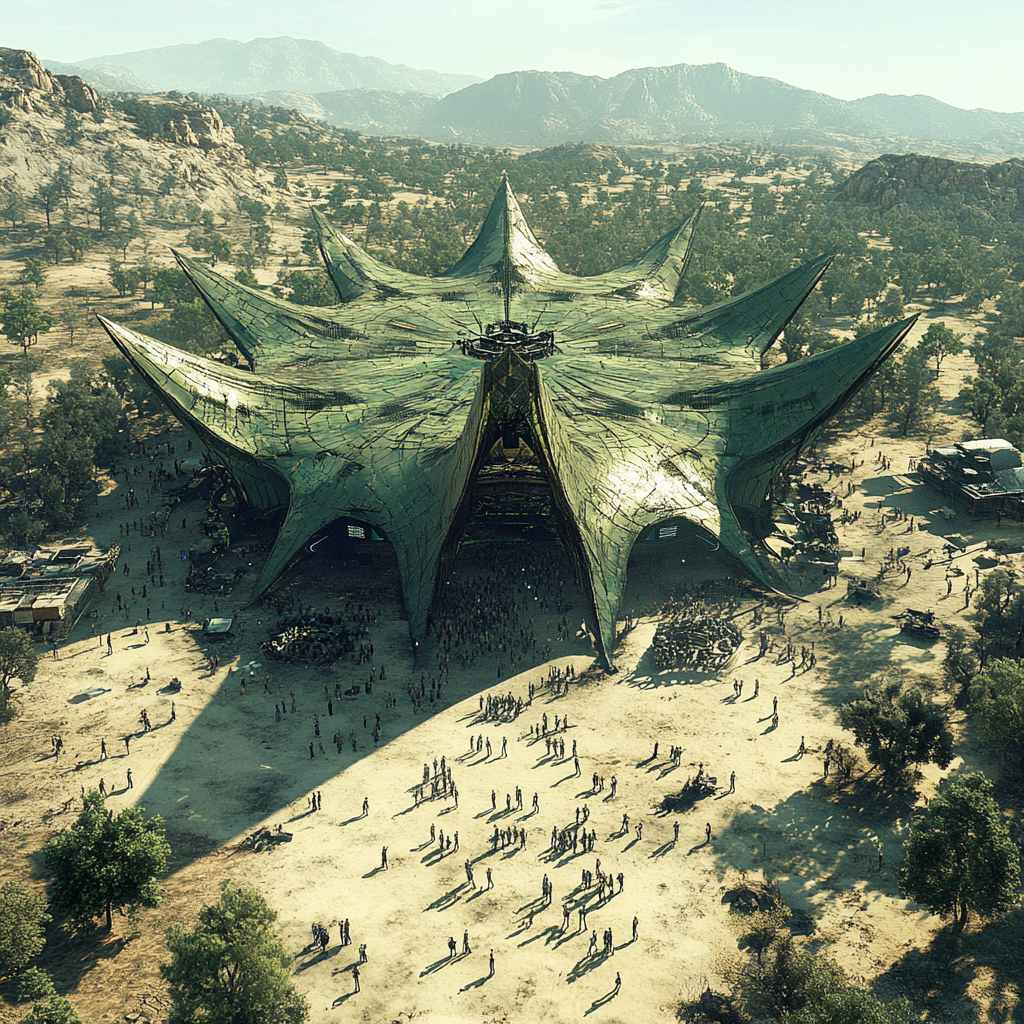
[1,316,1021,1024]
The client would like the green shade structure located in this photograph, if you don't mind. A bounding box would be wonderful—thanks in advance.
[99,179,914,668]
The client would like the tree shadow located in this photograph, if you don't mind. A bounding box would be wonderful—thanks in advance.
[872,908,1024,1023]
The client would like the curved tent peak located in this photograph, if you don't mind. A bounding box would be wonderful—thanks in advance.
[172,250,365,370]
[655,254,835,360]
[309,218,439,295]
[310,208,366,302]
[444,176,561,284]
[574,204,704,301]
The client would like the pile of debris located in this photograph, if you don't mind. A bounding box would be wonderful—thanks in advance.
[261,616,355,665]
[239,826,292,854]
[651,615,742,671]
[895,607,941,641]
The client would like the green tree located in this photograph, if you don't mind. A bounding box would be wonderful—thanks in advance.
[1,290,53,354]
[942,624,978,694]
[42,790,170,932]
[725,930,911,1023]
[55,108,83,145]
[738,901,790,967]
[286,270,335,306]
[900,772,1020,929]
[876,285,904,324]
[0,882,50,977]
[959,376,1004,430]
[111,211,142,262]
[108,260,142,298]
[888,350,940,437]
[971,568,1024,666]
[968,658,1024,759]
[0,625,39,726]
[15,969,80,1024]
[917,320,964,374]
[19,258,46,290]
[162,879,309,1024]
[838,676,954,780]
[89,183,119,233]
[152,266,197,307]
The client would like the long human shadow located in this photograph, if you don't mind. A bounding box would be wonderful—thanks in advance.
[584,985,619,1014]
[459,971,492,991]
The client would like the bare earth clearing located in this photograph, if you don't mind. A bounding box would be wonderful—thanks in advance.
[2,317,1022,1024]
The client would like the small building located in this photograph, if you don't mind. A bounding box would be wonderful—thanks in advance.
[0,576,95,635]
[919,439,1024,517]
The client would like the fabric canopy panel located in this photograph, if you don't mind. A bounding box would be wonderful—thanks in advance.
[100,179,914,668]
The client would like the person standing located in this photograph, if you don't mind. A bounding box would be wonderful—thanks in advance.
[462,930,471,955]
[352,965,360,993]
[632,916,638,942]
[126,769,133,790]
[448,935,457,959]
[488,949,495,977]
[613,972,621,995]
[705,822,712,842]
[381,846,388,870]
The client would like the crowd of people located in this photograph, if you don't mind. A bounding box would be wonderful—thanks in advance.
[430,545,581,676]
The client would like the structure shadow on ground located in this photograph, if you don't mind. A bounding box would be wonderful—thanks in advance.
[127,628,596,874]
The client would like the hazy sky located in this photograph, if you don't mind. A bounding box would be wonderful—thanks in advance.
[8,0,1024,112]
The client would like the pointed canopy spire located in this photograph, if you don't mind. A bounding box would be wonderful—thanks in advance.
[445,175,561,285]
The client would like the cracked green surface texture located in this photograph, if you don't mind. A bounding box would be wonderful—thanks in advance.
[100,180,915,668]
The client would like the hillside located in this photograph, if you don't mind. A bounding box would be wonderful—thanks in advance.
[45,36,480,98]
[0,48,277,219]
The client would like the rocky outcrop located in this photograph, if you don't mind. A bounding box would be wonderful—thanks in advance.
[837,153,1024,215]
[0,47,98,113]
[52,74,99,112]
[168,108,238,152]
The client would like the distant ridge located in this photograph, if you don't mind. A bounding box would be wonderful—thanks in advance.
[49,36,480,97]
[41,41,1024,161]
[295,64,1024,162]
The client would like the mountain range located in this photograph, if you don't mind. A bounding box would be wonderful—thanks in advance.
[41,38,1024,161]
[43,36,480,98]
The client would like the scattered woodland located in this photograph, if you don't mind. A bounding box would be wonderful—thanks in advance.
[0,72,1023,1024]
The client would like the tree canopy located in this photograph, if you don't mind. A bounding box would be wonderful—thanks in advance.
[838,676,954,779]
[900,771,1020,929]
[0,881,50,978]
[0,626,39,727]
[162,879,309,1024]
[15,968,80,1024]
[968,657,1024,759]
[43,791,170,932]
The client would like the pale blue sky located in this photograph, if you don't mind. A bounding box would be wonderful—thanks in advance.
[7,0,1023,111]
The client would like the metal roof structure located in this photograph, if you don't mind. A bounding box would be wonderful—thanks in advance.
[100,179,915,667]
